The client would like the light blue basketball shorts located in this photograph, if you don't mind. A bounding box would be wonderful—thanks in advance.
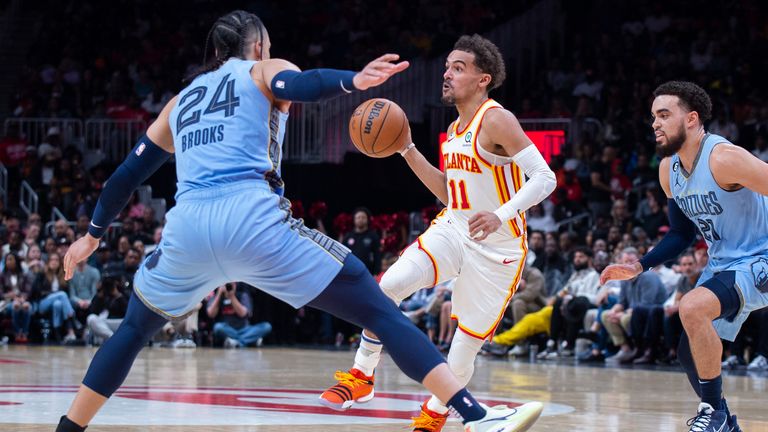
[701,256,768,341]
[133,180,349,320]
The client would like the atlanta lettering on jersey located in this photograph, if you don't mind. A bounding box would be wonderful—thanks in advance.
[181,124,225,152]
[443,152,482,173]
[674,191,724,218]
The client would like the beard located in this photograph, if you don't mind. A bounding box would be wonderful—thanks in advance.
[441,93,455,106]
[573,262,589,271]
[655,123,686,158]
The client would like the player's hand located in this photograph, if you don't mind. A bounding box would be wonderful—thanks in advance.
[599,262,642,285]
[353,54,410,91]
[468,211,502,241]
[64,234,100,280]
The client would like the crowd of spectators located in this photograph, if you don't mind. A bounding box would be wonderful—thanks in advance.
[6,0,536,121]
[3,0,768,371]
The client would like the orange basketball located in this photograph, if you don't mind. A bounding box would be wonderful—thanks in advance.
[349,98,409,158]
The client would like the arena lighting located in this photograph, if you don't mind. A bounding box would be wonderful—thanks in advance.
[438,129,565,171]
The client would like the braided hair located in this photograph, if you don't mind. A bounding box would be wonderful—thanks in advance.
[185,10,266,83]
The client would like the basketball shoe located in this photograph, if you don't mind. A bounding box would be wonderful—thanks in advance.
[410,402,449,431]
[318,368,374,410]
[686,401,742,432]
[463,402,544,432]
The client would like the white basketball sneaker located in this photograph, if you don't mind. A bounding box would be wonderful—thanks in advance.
[463,402,544,432]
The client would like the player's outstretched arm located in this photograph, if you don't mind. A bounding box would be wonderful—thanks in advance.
[710,143,768,196]
[258,54,409,103]
[398,126,449,205]
[63,97,177,280]
[599,157,696,284]
[468,109,556,240]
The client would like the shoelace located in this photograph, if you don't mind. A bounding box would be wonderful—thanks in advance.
[332,370,368,390]
[410,409,446,430]
[686,411,711,432]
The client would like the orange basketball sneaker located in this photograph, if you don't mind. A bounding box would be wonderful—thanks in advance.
[318,368,375,410]
[410,401,449,432]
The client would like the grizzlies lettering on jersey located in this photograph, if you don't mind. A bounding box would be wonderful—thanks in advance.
[169,59,288,199]
[669,133,768,270]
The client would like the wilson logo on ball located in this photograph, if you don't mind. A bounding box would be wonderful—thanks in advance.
[363,100,387,134]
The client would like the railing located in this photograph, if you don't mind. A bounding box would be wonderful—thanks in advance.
[556,212,592,233]
[50,206,67,224]
[283,0,563,163]
[84,119,147,162]
[19,180,37,216]
[3,117,84,150]
[0,162,7,208]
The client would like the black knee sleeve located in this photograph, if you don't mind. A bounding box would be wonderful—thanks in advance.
[308,255,445,382]
[82,294,167,397]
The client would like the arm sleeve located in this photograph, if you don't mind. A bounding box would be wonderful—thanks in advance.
[270,69,356,102]
[493,145,557,221]
[88,135,171,238]
[638,199,697,271]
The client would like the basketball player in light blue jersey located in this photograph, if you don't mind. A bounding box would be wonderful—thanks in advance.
[600,81,768,432]
[54,10,542,432]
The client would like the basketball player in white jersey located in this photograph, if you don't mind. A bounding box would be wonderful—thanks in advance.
[319,34,556,431]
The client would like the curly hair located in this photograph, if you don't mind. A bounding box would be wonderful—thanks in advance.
[652,81,712,123]
[453,34,506,91]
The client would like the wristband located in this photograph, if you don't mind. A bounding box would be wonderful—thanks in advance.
[399,143,416,156]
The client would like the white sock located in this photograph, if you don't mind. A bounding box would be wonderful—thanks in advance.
[426,395,450,415]
[352,331,382,376]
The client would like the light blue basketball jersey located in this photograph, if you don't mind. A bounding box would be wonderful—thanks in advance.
[134,59,349,317]
[169,58,288,199]
[669,133,768,271]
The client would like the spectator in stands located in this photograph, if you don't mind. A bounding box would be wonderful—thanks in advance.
[609,199,636,234]
[661,253,699,365]
[120,217,138,243]
[132,240,145,259]
[111,235,130,262]
[89,241,112,273]
[526,204,557,233]
[37,127,63,160]
[539,247,601,359]
[75,215,90,238]
[31,252,76,342]
[510,264,546,325]
[527,230,545,264]
[435,279,456,352]
[1,253,32,343]
[144,226,163,255]
[23,223,41,251]
[86,277,128,344]
[602,248,667,364]
[3,231,28,259]
[140,206,158,236]
[127,193,146,219]
[502,264,546,356]
[341,207,381,274]
[638,192,667,238]
[587,146,615,220]
[207,282,271,348]
[752,133,768,163]
[534,235,569,296]
[0,124,28,169]
[103,247,141,297]
[68,260,100,324]
[22,243,43,274]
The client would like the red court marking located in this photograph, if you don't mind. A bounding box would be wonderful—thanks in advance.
[0,358,28,364]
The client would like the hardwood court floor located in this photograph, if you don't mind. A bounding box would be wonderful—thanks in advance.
[1,345,767,431]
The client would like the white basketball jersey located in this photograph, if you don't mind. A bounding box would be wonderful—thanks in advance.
[441,99,526,243]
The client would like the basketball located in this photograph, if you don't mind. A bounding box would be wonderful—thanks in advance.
[349,98,409,158]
